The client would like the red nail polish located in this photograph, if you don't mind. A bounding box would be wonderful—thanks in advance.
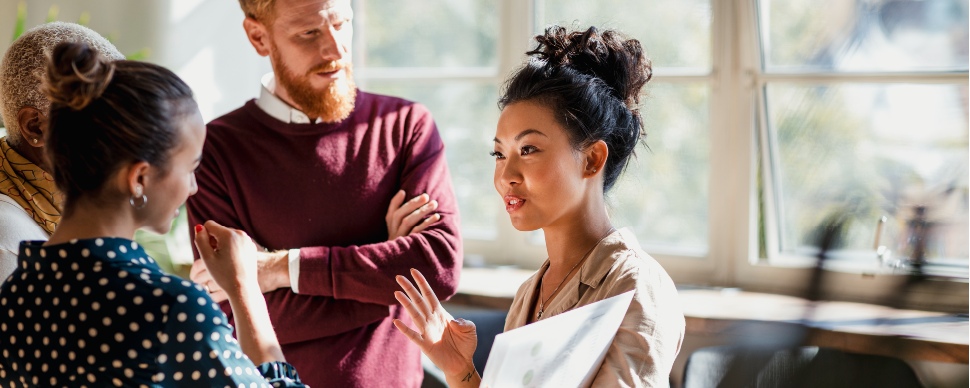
[194,224,203,233]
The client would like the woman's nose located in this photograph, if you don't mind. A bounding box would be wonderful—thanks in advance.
[495,159,522,190]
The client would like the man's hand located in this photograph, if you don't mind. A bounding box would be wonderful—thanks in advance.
[191,258,229,303]
[386,190,441,240]
[254,250,290,294]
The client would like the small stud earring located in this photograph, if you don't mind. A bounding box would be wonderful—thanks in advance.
[32,138,39,144]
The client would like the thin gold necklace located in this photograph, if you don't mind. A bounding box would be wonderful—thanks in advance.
[535,227,615,320]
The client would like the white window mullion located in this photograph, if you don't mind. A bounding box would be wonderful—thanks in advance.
[698,0,754,286]
[758,72,968,84]
[755,83,782,262]
[478,0,543,267]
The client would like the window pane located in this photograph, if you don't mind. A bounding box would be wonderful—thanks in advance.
[539,0,712,70]
[362,81,501,238]
[354,0,498,68]
[766,83,969,263]
[611,83,710,253]
[760,0,969,72]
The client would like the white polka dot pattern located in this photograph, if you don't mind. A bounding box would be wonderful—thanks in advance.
[0,238,304,386]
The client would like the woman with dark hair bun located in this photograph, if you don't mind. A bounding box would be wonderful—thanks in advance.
[394,26,685,386]
[0,42,304,386]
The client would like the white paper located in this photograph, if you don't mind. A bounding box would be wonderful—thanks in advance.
[481,290,635,388]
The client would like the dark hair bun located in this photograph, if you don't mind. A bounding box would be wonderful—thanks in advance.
[44,41,115,110]
[501,26,652,193]
[529,26,652,111]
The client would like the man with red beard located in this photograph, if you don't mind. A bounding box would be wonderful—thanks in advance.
[185,0,462,386]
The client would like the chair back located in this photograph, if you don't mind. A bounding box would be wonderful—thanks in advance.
[682,345,923,388]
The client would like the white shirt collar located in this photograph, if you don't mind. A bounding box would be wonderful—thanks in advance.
[255,73,322,124]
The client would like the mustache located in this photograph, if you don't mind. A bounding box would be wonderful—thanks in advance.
[307,61,350,76]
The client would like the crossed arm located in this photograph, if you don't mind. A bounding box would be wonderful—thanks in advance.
[191,190,442,302]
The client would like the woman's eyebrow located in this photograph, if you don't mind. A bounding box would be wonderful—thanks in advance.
[494,128,548,144]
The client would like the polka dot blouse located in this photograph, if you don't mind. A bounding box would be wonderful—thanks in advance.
[0,238,304,387]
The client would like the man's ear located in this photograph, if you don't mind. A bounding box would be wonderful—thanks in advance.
[244,17,272,57]
[584,140,609,177]
[16,106,46,148]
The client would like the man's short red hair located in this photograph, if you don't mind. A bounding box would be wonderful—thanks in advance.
[238,0,276,21]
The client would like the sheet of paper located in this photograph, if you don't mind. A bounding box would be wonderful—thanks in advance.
[481,290,635,388]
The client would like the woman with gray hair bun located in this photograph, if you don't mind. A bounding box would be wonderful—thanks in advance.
[0,22,124,283]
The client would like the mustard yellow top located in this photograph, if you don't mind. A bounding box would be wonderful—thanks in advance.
[0,137,60,235]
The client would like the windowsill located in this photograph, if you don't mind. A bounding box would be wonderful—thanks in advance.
[450,267,970,364]
[755,253,970,280]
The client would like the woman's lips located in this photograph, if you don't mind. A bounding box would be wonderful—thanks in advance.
[504,195,525,213]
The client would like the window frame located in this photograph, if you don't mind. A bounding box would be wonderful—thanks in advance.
[735,0,968,309]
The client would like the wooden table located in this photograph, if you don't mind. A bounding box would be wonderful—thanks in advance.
[453,267,969,364]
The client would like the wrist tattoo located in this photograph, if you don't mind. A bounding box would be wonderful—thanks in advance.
[461,372,474,382]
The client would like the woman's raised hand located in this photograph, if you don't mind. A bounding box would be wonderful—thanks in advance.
[193,220,287,365]
[193,221,259,298]
[393,269,481,385]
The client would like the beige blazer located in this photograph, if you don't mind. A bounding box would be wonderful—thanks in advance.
[505,228,685,387]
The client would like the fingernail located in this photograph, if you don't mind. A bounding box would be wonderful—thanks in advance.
[194,224,203,233]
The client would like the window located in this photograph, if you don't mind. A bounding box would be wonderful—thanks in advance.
[352,0,968,305]
[353,0,502,241]
[756,0,969,276]
[354,0,716,264]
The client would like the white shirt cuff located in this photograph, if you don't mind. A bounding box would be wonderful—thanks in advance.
[288,248,301,293]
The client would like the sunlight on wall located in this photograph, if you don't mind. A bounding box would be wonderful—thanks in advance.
[169,0,205,23]
[177,47,221,121]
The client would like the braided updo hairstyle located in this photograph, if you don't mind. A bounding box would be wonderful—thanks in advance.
[499,26,651,192]
[43,42,195,212]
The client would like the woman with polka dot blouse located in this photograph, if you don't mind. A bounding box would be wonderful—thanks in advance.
[0,42,305,386]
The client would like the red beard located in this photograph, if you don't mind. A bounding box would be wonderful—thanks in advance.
[271,49,357,123]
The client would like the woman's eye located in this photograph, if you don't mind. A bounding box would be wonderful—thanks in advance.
[489,151,505,160]
[520,145,538,155]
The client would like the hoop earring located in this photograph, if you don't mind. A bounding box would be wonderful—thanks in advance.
[129,194,148,209]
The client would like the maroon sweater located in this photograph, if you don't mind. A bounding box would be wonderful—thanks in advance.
[186,91,462,387]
